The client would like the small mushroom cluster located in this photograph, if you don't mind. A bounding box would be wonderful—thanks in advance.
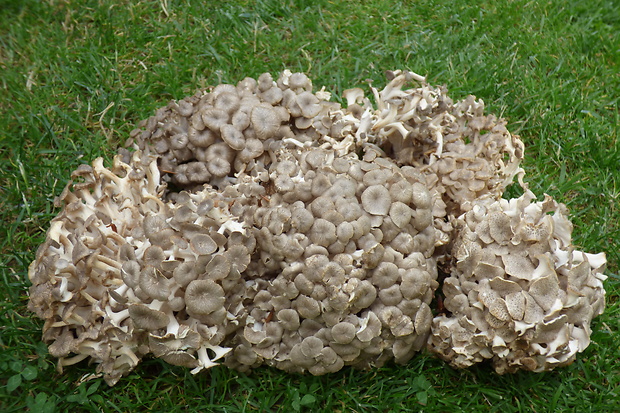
[27,149,254,384]
[28,70,606,385]
[428,188,607,372]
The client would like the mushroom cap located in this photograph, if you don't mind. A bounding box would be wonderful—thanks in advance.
[237,138,264,162]
[202,107,229,131]
[161,352,200,368]
[189,128,216,147]
[185,279,225,317]
[121,260,141,289]
[331,322,357,344]
[288,72,312,91]
[205,142,234,161]
[257,72,274,92]
[296,91,321,118]
[309,218,337,247]
[234,345,259,366]
[220,124,246,151]
[350,280,377,310]
[173,261,198,288]
[378,284,403,306]
[289,343,316,368]
[529,270,560,312]
[203,254,231,281]
[190,234,218,256]
[139,266,171,301]
[214,91,240,114]
[260,87,283,105]
[251,105,280,140]
[300,336,324,358]
[361,185,391,216]
[389,202,412,229]
[371,262,400,289]
[129,304,170,331]
[170,133,189,150]
[505,291,526,320]
[295,295,321,319]
[207,157,231,178]
[278,308,301,330]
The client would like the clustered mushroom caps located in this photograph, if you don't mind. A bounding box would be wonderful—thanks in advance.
[28,70,606,386]
[429,188,607,373]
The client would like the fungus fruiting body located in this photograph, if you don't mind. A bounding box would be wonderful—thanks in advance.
[28,70,606,385]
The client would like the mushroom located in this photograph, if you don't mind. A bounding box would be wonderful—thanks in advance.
[214,91,240,114]
[201,107,229,132]
[428,189,606,373]
[28,70,606,386]
[139,266,171,301]
[361,185,391,216]
[128,303,170,331]
[185,279,225,319]
[220,124,246,150]
[331,322,357,344]
[251,104,280,140]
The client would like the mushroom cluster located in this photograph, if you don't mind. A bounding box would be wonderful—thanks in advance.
[428,189,607,372]
[28,70,606,385]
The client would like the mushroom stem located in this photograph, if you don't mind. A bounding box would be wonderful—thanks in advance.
[58,353,89,368]
[191,344,232,374]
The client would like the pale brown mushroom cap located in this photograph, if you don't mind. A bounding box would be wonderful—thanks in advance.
[161,352,200,368]
[331,322,357,344]
[190,234,218,256]
[202,107,229,131]
[220,124,246,151]
[185,279,225,317]
[139,266,171,301]
[361,185,391,216]
[129,304,170,331]
[251,105,280,140]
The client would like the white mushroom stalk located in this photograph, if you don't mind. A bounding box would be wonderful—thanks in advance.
[28,70,606,386]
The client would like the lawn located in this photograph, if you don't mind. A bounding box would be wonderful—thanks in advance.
[1,0,618,411]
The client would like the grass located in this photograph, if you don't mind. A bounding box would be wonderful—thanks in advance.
[1,0,618,411]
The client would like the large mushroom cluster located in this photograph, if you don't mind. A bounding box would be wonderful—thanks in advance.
[28,70,607,385]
